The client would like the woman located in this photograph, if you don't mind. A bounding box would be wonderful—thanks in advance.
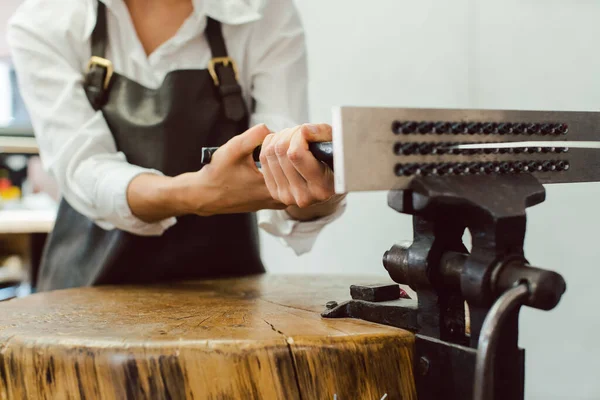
[7,0,345,291]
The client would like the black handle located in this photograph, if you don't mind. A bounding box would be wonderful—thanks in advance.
[201,141,334,171]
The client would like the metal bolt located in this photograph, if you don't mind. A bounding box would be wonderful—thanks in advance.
[417,122,434,134]
[419,143,434,155]
[394,164,406,177]
[451,123,467,134]
[482,162,494,174]
[405,143,419,154]
[435,122,450,134]
[497,123,511,134]
[513,162,524,172]
[528,161,542,172]
[418,357,430,376]
[401,122,418,134]
[482,122,496,134]
[500,162,511,173]
[527,123,540,135]
[326,301,338,309]
[556,123,569,135]
[512,123,525,134]
[540,123,554,135]
[393,142,402,155]
[467,122,482,134]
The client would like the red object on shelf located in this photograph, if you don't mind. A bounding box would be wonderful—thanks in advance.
[0,178,11,190]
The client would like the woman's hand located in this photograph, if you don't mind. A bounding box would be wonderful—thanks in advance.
[127,123,344,223]
[259,123,345,221]
[128,124,286,222]
[182,124,287,216]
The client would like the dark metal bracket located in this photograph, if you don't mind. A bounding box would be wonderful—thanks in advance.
[322,174,566,400]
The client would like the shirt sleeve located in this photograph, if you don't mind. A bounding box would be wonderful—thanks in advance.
[248,0,345,255]
[6,0,177,236]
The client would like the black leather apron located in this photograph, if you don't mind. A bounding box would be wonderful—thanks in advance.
[36,2,264,291]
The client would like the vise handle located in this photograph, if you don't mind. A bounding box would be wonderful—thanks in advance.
[200,142,334,171]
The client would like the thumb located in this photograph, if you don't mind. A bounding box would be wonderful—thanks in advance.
[300,123,332,142]
[230,124,272,160]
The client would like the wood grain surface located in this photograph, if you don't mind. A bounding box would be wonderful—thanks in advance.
[0,274,416,399]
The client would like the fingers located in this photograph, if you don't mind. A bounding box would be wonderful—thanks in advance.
[290,124,336,204]
[219,124,271,163]
[239,124,272,155]
[260,133,279,200]
[260,124,335,208]
[288,125,328,183]
[300,123,332,142]
[276,136,309,196]
[261,130,296,206]
[274,128,310,206]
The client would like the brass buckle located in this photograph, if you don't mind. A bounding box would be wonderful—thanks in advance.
[208,57,239,86]
[86,56,114,90]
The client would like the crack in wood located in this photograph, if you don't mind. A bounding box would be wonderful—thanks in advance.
[171,314,200,321]
[260,299,350,336]
[262,319,304,400]
[195,316,212,328]
[259,298,315,314]
[262,319,285,336]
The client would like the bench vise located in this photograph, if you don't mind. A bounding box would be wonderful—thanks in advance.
[321,106,600,400]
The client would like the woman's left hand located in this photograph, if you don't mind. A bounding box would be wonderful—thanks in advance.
[259,123,345,220]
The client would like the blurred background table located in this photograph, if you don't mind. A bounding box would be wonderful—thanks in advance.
[0,206,56,300]
[0,125,57,300]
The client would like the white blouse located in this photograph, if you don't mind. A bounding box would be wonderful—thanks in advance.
[6,0,345,255]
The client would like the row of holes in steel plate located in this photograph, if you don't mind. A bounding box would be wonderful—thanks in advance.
[394,142,569,156]
[394,160,570,177]
[392,121,569,136]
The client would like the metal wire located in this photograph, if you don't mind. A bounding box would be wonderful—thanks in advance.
[473,283,530,400]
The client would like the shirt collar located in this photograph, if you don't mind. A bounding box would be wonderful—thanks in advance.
[99,0,265,25]
[193,0,265,25]
[91,0,265,51]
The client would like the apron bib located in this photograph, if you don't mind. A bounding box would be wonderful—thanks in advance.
[37,2,264,291]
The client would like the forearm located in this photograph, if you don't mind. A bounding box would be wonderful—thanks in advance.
[126,173,193,223]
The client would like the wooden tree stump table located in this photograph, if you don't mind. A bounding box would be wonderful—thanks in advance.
[0,275,417,399]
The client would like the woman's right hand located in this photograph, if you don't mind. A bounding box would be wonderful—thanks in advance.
[177,124,286,216]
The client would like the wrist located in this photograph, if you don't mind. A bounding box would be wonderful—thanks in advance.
[285,194,346,221]
[169,173,199,216]
[127,173,189,222]
[170,171,219,217]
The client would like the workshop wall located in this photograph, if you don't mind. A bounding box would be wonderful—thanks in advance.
[473,2,600,400]
[261,1,600,399]
[0,0,21,58]
[0,0,21,126]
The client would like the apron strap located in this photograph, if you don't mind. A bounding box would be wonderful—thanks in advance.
[91,1,108,58]
[84,1,112,110]
[84,3,248,123]
[205,17,248,123]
